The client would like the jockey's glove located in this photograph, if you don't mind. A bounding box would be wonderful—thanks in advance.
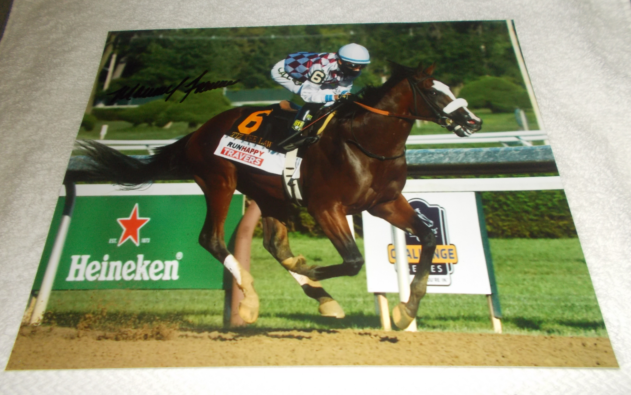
[337,93,353,103]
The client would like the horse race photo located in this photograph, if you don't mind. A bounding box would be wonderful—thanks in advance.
[7,21,618,369]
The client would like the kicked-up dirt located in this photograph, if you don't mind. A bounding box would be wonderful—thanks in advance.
[6,325,618,370]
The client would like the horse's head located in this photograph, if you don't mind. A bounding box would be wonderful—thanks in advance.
[410,63,482,137]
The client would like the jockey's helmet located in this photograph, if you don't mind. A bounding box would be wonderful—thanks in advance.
[337,43,370,76]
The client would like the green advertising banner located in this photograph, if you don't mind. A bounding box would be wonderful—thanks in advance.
[32,184,243,291]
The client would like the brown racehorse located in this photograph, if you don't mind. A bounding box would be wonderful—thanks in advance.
[79,62,482,329]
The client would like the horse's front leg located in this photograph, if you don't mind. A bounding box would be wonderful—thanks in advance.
[194,167,259,324]
[261,216,344,318]
[368,194,437,329]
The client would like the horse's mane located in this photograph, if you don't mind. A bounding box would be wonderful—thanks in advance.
[335,61,418,117]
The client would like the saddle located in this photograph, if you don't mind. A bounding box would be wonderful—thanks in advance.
[275,101,335,205]
[220,101,336,205]
[227,101,327,154]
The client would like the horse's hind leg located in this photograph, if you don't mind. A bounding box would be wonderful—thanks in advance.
[195,170,259,324]
[261,216,345,318]
[289,205,365,281]
[368,195,437,329]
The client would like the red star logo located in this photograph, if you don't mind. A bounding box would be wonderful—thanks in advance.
[117,204,150,246]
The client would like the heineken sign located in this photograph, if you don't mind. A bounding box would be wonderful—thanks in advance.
[32,184,243,291]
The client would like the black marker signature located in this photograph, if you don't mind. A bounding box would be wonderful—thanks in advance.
[107,70,239,104]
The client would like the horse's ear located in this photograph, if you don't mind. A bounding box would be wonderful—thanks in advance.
[415,62,424,74]
[414,62,436,79]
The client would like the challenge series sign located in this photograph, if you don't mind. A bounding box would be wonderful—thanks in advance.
[386,198,458,285]
[31,184,243,291]
[363,192,492,295]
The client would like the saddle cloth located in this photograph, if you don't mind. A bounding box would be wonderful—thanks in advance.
[214,103,295,175]
[214,102,325,176]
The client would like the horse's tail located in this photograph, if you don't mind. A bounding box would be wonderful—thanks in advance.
[76,134,193,187]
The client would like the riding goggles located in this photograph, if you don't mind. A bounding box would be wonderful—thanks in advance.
[342,61,367,70]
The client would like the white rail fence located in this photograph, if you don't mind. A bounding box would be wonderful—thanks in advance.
[406,130,548,146]
[92,130,548,154]
[94,140,177,154]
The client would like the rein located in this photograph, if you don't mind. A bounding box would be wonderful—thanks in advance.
[346,77,440,161]
[351,77,445,123]
[352,102,435,122]
[347,111,406,161]
[407,76,450,124]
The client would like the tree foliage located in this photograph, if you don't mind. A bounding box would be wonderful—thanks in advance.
[92,22,531,125]
[95,21,527,103]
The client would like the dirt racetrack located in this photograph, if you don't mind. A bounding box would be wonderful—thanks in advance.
[6,325,617,370]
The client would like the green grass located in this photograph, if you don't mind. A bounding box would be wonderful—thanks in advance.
[491,239,604,336]
[41,236,607,337]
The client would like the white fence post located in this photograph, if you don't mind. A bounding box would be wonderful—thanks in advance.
[30,182,76,325]
[391,226,417,332]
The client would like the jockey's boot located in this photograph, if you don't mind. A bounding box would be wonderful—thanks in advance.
[279,107,317,151]
[282,135,320,152]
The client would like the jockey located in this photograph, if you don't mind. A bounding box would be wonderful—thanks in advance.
[271,43,370,149]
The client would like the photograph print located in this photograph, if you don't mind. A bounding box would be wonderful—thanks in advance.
[7,20,617,370]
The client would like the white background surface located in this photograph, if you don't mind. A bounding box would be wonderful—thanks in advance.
[364,192,491,294]
[1,0,630,394]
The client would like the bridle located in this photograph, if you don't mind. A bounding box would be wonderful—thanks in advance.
[347,76,466,160]
[408,76,447,125]
[407,76,469,132]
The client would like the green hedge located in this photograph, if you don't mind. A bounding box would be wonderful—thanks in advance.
[92,90,232,128]
[92,108,125,121]
[480,190,577,238]
[157,90,232,128]
[80,113,97,131]
[263,189,577,239]
[459,76,531,113]
[119,100,172,126]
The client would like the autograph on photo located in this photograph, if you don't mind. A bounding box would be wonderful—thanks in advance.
[106,70,239,104]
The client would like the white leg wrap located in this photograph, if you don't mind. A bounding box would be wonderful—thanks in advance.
[289,271,309,286]
[224,254,242,286]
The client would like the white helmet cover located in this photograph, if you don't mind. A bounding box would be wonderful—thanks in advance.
[338,43,371,64]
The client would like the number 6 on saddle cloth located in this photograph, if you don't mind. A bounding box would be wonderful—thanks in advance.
[227,101,330,154]
[220,101,335,203]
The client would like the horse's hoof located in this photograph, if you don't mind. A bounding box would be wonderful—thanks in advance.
[392,302,414,329]
[239,298,259,324]
[238,271,259,324]
[319,299,345,319]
